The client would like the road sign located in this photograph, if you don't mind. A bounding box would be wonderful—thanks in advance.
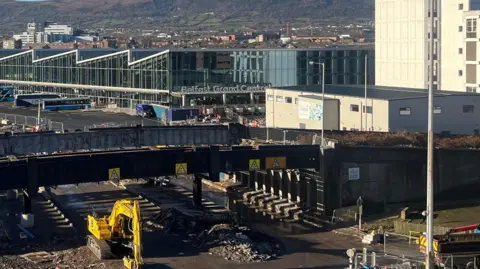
[108,168,120,181]
[265,157,286,169]
[176,163,188,175]
[249,159,260,171]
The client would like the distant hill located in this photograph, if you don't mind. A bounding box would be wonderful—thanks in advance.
[0,0,374,31]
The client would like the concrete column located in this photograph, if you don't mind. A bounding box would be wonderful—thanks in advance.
[271,170,281,197]
[250,92,255,104]
[298,172,307,208]
[193,175,202,207]
[306,176,317,211]
[280,171,289,200]
[288,171,299,203]
[255,172,265,191]
[248,171,257,189]
[21,189,34,228]
[181,94,186,107]
[264,170,273,194]
[222,93,227,105]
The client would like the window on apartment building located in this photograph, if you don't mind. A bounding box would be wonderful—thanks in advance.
[362,106,373,114]
[433,106,442,114]
[467,19,477,38]
[459,70,463,76]
[399,107,411,116]
[294,97,298,104]
[459,26,463,32]
[467,87,477,93]
[350,104,359,112]
[459,3,464,10]
[285,97,292,103]
[267,94,274,101]
[459,48,463,54]
[276,96,283,102]
[463,105,475,113]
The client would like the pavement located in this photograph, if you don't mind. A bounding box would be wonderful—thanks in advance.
[0,102,161,130]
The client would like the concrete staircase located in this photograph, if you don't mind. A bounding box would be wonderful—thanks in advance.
[242,190,304,222]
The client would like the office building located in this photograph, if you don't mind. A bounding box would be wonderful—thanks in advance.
[266,85,480,135]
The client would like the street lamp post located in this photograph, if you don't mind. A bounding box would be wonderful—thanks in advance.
[426,0,435,267]
[364,54,368,131]
[309,61,325,147]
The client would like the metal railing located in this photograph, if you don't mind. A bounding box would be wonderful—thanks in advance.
[246,127,337,148]
[0,113,49,127]
[0,113,65,133]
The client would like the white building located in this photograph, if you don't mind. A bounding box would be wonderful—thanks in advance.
[13,22,73,44]
[266,85,480,135]
[375,0,480,92]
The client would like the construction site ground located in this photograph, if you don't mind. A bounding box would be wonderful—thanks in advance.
[0,180,373,269]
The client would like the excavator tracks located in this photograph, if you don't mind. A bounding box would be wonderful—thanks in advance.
[87,235,113,260]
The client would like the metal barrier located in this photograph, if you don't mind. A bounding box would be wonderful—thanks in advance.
[0,113,49,127]
[408,231,422,245]
[383,232,425,261]
[0,113,65,133]
[350,247,425,269]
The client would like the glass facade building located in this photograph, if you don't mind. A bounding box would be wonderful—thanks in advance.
[0,47,374,106]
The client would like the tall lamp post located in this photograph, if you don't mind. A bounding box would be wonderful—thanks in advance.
[364,54,368,131]
[426,0,435,267]
[309,60,325,147]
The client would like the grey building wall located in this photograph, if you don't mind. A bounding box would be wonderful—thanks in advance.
[388,95,480,134]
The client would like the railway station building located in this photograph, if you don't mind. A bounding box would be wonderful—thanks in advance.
[0,46,374,108]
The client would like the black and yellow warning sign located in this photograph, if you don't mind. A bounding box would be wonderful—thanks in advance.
[265,157,286,169]
[175,163,188,175]
[249,159,261,171]
[108,168,121,181]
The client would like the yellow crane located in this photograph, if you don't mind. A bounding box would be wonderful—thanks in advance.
[87,200,144,269]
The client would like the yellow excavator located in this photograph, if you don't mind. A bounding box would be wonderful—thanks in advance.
[87,200,144,269]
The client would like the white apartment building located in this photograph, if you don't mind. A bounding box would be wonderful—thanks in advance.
[375,0,480,92]
[375,0,434,89]
[464,10,480,92]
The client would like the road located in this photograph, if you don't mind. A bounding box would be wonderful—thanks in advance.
[0,102,161,130]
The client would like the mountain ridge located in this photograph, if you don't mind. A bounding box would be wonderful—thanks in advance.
[0,0,373,31]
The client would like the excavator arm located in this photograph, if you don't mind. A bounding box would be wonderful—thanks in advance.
[88,200,143,269]
[121,200,143,269]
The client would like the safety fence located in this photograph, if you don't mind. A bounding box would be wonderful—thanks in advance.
[244,127,337,148]
[0,113,64,133]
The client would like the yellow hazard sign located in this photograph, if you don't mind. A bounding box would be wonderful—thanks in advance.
[176,163,188,175]
[108,168,120,181]
[249,159,260,171]
[265,157,287,169]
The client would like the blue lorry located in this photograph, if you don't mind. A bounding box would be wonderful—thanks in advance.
[136,104,156,118]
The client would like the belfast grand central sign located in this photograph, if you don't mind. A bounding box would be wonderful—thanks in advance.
[177,84,271,94]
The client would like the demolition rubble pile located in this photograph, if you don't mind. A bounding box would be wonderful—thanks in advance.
[145,208,280,263]
[198,224,279,263]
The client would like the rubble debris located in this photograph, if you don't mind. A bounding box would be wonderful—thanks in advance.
[20,251,55,264]
[144,208,196,233]
[145,208,280,263]
[199,224,279,263]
